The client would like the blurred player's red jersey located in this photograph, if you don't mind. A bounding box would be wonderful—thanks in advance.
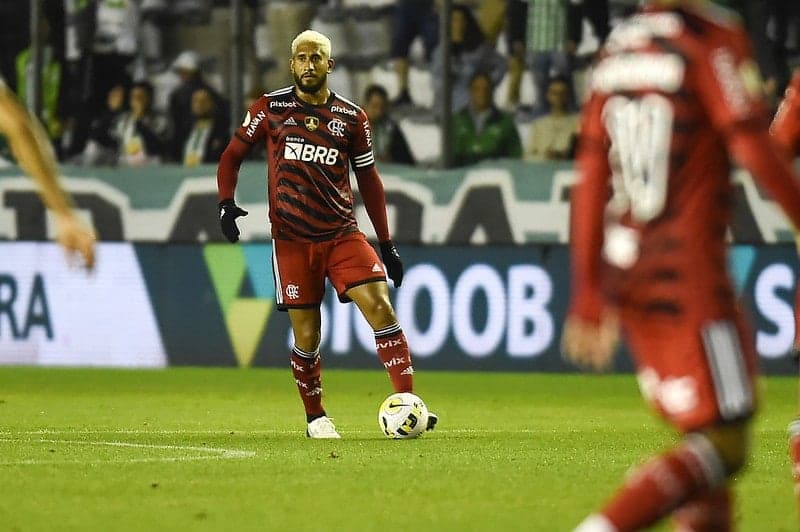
[572,4,800,430]
[772,70,800,156]
[232,86,374,242]
[771,71,800,352]
[575,6,768,317]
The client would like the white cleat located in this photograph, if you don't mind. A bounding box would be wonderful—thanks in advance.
[306,416,341,439]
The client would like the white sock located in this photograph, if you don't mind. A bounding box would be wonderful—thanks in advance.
[573,514,618,532]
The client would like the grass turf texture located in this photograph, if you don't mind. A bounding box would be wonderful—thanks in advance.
[0,368,795,531]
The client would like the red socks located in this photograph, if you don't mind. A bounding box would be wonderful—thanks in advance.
[672,489,731,531]
[374,323,414,393]
[790,419,800,509]
[600,435,726,531]
[290,346,324,421]
[291,321,414,422]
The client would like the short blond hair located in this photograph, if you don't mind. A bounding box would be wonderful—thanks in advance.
[291,30,332,58]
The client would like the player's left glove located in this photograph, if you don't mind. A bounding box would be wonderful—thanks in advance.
[379,240,404,288]
[218,198,248,243]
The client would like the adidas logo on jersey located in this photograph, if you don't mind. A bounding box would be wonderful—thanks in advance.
[284,142,339,165]
[371,263,383,273]
[284,117,297,126]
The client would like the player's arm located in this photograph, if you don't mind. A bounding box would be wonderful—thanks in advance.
[561,91,619,371]
[216,98,266,242]
[695,39,800,230]
[0,82,95,270]
[352,110,403,287]
[771,70,800,157]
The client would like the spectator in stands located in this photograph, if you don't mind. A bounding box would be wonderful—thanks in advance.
[263,0,321,90]
[167,51,230,162]
[570,0,610,45]
[527,0,577,115]
[61,0,140,159]
[451,72,522,167]
[113,81,167,166]
[504,0,528,110]
[77,83,128,166]
[524,76,579,161]
[430,4,506,113]
[363,84,415,165]
[390,0,439,107]
[0,2,29,93]
[181,87,228,167]
[15,11,65,155]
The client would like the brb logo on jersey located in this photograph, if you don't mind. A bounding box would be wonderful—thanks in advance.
[284,140,339,165]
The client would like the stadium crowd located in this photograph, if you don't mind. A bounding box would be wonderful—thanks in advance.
[1,0,798,168]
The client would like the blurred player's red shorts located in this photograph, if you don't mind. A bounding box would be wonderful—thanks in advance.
[272,232,386,310]
[621,307,757,433]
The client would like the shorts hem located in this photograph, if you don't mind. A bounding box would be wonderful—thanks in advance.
[277,302,322,312]
[337,277,388,303]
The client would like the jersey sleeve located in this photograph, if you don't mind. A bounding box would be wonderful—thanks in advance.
[693,29,766,133]
[771,70,800,156]
[233,96,269,145]
[350,109,375,170]
[568,91,613,323]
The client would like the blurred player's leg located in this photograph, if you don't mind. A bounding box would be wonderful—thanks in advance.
[790,418,800,510]
[576,428,745,532]
[671,488,731,531]
[575,311,754,531]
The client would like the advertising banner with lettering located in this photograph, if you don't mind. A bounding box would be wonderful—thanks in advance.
[0,243,167,367]
[1,242,795,373]
[136,243,798,375]
[0,160,795,245]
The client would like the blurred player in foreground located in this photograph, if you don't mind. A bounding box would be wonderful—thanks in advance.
[0,79,95,270]
[563,1,800,530]
[770,68,800,511]
[216,30,436,438]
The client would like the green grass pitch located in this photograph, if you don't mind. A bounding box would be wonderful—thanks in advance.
[0,367,795,531]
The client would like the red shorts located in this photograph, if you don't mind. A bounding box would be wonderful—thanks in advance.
[621,307,757,433]
[272,232,386,310]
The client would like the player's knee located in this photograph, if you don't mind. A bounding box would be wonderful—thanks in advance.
[361,297,397,329]
[293,328,320,352]
[698,421,751,475]
[370,298,395,322]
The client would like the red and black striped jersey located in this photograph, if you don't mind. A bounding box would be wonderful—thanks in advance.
[570,4,800,321]
[235,86,375,241]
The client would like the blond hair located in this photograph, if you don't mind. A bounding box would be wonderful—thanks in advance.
[291,30,332,58]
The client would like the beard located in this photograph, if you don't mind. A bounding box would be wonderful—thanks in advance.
[293,72,326,95]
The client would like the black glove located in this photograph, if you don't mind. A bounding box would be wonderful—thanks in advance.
[218,198,248,243]
[379,240,403,288]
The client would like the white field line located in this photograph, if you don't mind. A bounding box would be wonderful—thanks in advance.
[0,437,255,466]
[0,428,538,436]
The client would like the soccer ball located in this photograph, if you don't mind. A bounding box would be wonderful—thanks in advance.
[378,392,429,439]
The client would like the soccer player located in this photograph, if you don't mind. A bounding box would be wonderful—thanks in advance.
[562,2,800,530]
[0,79,95,270]
[771,68,800,510]
[216,30,437,439]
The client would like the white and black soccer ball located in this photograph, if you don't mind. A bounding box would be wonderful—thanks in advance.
[378,392,429,439]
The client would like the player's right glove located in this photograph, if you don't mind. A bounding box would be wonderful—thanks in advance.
[218,198,248,243]
[379,240,404,288]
